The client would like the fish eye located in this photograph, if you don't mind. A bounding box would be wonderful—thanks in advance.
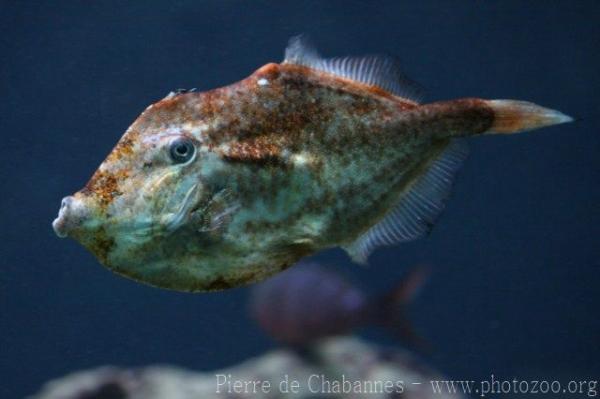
[169,138,195,164]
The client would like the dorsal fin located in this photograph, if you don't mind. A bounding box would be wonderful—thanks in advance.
[284,35,423,103]
[343,139,468,263]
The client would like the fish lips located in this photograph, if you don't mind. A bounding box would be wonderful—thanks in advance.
[52,195,91,238]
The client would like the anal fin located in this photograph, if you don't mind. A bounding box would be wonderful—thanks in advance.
[343,139,468,263]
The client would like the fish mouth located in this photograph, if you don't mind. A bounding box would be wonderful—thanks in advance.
[52,215,68,238]
[52,195,91,238]
[53,178,202,241]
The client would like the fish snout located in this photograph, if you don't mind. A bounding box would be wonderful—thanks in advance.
[52,195,90,238]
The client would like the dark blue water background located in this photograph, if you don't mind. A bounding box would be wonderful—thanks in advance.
[1,2,598,398]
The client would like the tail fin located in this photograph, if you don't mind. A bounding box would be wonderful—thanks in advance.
[370,265,431,351]
[485,100,573,134]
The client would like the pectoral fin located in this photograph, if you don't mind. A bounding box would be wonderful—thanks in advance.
[192,189,239,237]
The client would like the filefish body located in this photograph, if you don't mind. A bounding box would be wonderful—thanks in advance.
[52,37,572,291]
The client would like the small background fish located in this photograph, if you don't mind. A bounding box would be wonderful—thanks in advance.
[250,262,430,349]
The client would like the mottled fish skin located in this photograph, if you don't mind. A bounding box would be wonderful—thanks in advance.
[52,40,572,291]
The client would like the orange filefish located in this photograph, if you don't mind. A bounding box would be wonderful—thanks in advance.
[52,37,573,291]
